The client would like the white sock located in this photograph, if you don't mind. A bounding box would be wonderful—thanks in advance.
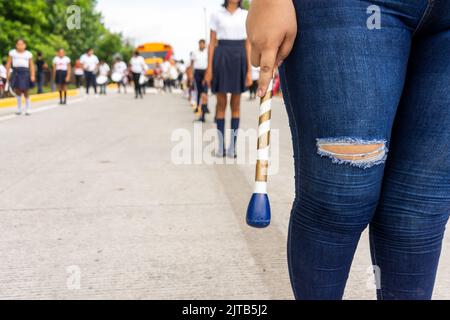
[25,98,31,113]
[16,97,22,113]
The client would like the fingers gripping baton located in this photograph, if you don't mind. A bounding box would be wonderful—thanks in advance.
[246,79,273,228]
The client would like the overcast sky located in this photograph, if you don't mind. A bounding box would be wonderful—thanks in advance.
[96,0,224,61]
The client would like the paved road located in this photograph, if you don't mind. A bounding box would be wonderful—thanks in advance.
[0,90,448,299]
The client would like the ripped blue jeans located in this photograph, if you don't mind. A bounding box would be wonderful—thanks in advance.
[280,0,450,300]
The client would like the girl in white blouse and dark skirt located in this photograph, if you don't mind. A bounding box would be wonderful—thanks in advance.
[6,39,36,116]
[205,0,252,158]
[52,48,71,105]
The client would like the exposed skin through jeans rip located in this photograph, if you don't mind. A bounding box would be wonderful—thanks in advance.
[317,138,388,169]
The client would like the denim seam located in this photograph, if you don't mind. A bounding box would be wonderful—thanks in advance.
[280,64,300,299]
[280,65,301,196]
[287,203,298,299]
[412,0,435,36]
[369,229,383,300]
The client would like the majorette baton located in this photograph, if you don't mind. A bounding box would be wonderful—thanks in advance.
[246,79,273,228]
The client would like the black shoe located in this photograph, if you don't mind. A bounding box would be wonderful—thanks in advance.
[227,150,237,159]
[227,145,238,159]
[215,149,226,158]
[194,118,205,123]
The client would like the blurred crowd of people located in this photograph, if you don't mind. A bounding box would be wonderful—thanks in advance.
[0,0,279,132]
[183,0,283,159]
[0,39,192,114]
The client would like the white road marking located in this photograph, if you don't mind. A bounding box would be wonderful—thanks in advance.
[0,114,17,122]
[0,97,86,122]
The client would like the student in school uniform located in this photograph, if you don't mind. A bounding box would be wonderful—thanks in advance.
[52,48,71,105]
[249,66,260,100]
[247,0,450,300]
[186,57,194,102]
[176,60,187,90]
[74,59,84,88]
[80,48,99,95]
[205,0,252,158]
[153,63,164,94]
[35,52,47,94]
[97,60,110,95]
[168,60,179,91]
[0,61,6,98]
[113,57,128,94]
[190,39,210,122]
[161,59,171,92]
[130,51,147,99]
[6,39,36,116]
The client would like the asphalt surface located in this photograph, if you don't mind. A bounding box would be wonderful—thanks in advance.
[0,88,448,299]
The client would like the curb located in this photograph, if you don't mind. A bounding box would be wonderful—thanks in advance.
[0,89,81,109]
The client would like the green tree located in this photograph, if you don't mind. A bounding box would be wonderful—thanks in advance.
[96,31,133,63]
[0,0,132,65]
[0,0,48,61]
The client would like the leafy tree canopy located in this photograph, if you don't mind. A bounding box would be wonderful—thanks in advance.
[0,0,133,65]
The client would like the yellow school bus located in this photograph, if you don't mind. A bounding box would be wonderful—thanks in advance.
[136,43,173,76]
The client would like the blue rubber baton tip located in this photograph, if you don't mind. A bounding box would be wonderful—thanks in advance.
[246,193,271,228]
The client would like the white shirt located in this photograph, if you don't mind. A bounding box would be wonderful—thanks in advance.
[130,56,147,74]
[99,63,110,76]
[190,49,208,70]
[74,67,84,75]
[74,62,84,75]
[53,56,71,71]
[210,7,248,40]
[80,53,99,72]
[0,65,6,78]
[161,61,171,79]
[169,65,179,80]
[9,49,33,68]
[177,62,187,74]
[113,61,128,75]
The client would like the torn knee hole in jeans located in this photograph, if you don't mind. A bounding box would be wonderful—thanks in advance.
[317,138,388,169]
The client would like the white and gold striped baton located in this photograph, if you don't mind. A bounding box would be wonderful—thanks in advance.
[246,79,273,228]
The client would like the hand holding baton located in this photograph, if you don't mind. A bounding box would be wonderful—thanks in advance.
[246,79,273,228]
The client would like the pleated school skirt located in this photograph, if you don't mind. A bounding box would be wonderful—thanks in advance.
[11,67,34,91]
[55,70,68,85]
[212,40,247,94]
